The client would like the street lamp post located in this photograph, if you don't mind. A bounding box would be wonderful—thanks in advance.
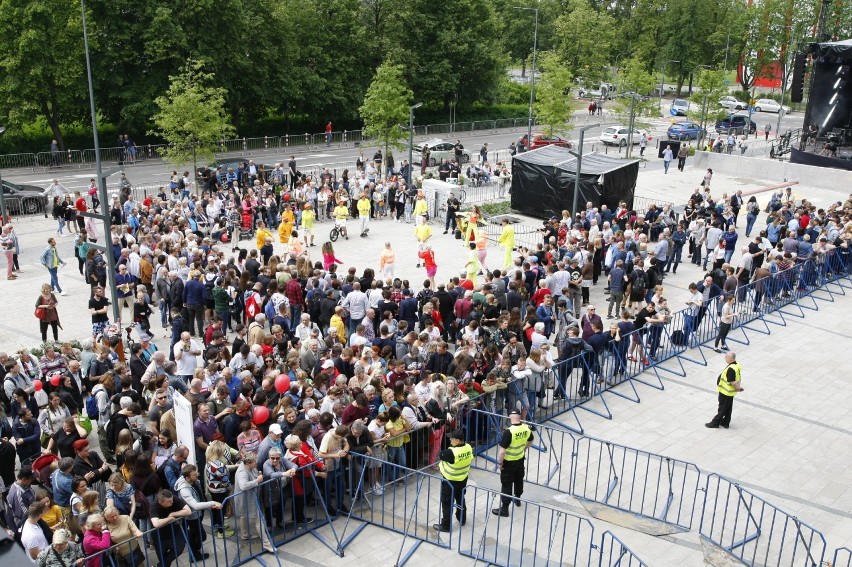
[514,6,539,144]
[658,59,680,114]
[689,65,711,148]
[408,102,423,185]
[0,126,6,224]
[80,0,119,322]
[569,124,599,219]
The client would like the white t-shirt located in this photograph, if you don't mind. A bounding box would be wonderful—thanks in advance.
[367,420,385,442]
[173,339,201,376]
[21,521,49,563]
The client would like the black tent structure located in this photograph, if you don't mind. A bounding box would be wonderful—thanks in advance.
[510,145,640,220]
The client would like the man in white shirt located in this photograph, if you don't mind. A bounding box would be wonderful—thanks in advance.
[341,282,369,335]
[172,331,201,384]
[21,501,49,562]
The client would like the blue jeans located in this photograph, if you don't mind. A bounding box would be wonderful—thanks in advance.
[48,266,62,293]
[386,445,406,481]
[724,248,735,264]
[290,305,301,330]
[160,300,170,327]
[745,213,757,237]
[683,314,697,345]
[663,160,671,173]
[216,310,231,334]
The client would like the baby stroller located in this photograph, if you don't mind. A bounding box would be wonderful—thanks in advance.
[239,210,255,241]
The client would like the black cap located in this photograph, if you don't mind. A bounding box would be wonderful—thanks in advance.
[509,410,521,416]
[449,430,465,441]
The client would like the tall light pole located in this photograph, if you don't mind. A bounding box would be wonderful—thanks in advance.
[0,126,7,223]
[569,124,599,219]
[514,6,539,143]
[689,65,711,147]
[658,59,680,114]
[408,102,422,185]
[80,0,119,321]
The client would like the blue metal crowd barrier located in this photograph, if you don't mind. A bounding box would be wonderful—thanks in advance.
[468,407,574,492]
[833,547,852,567]
[459,484,599,567]
[699,473,828,566]
[598,529,650,567]
[338,452,452,566]
[572,436,702,532]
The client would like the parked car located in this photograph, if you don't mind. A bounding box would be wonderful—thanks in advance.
[620,91,652,102]
[667,122,705,141]
[521,133,572,150]
[670,99,690,116]
[1,180,48,215]
[414,139,470,166]
[754,99,791,114]
[715,114,757,135]
[598,126,648,147]
[719,96,747,111]
[578,83,616,99]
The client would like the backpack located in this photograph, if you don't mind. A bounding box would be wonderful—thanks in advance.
[85,393,100,421]
[263,297,276,322]
[94,253,107,277]
[244,291,261,323]
[632,270,646,294]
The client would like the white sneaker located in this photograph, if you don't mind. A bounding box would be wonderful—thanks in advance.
[373,483,383,495]
[60,291,67,296]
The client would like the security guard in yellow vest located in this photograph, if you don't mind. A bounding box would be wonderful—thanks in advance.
[433,429,473,532]
[706,351,743,429]
[492,410,534,517]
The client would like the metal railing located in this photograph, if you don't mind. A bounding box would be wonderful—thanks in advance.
[700,473,828,567]
[0,118,536,174]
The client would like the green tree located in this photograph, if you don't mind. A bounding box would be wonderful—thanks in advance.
[687,69,730,147]
[555,0,616,85]
[149,59,235,177]
[359,63,412,170]
[612,57,659,126]
[533,52,573,137]
[0,0,89,149]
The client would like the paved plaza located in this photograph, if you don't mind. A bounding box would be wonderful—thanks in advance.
[1,157,850,566]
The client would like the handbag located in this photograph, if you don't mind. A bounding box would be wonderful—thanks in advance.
[78,414,93,436]
[35,307,47,320]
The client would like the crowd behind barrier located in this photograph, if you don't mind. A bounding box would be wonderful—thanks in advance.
[4,145,852,567]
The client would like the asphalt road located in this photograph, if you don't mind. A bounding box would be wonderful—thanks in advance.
[3,107,804,194]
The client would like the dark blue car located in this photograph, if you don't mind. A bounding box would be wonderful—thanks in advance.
[667,121,705,141]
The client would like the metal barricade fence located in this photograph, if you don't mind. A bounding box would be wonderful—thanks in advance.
[0,152,38,170]
[467,407,575,492]
[340,451,452,563]
[700,473,828,567]
[572,436,702,531]
[460,483,599,567]
[82,518,215,567]
[599,529,650,567]
[833,547,852,567]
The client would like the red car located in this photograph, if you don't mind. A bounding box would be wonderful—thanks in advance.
[520,133,573,150]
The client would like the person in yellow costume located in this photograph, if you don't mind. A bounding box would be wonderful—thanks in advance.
[465,205,482,244]
[357,193,372,237]
[278,203,295,243]
[414,216,433,268]
[300,203,316,247]
[255,220,273,250]
[333,200,349,239]
[465,241,481,287]
[497,218,515,269]
[413,191,429,223]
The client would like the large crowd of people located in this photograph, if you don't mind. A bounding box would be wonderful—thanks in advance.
[3,153,852,565]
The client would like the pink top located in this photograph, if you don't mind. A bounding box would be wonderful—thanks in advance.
[237,429,262,457]
[83,529,112,567]
[323,252,343,271]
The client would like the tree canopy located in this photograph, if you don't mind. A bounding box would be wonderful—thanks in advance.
[359,63,413,166]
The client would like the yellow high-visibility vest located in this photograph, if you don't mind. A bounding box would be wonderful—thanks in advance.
[717,362,741,397]
[504,424,531,461]
[439,443,473,482]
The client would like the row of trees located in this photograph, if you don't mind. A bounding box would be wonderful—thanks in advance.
[2,0,851,153]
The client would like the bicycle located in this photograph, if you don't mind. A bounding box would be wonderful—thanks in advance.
[329,219,349,242]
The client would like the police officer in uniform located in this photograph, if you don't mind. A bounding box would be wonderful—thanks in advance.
[433,429,473,532]
[492,410,533,517]
[705,351,743,429]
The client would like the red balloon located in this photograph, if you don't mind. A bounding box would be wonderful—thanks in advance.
[49,374,62,387]
[275,374,291,394]
[33,380,43,392]
[252,405,270,425]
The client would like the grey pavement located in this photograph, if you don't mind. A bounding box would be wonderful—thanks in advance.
[1,156,849,566]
